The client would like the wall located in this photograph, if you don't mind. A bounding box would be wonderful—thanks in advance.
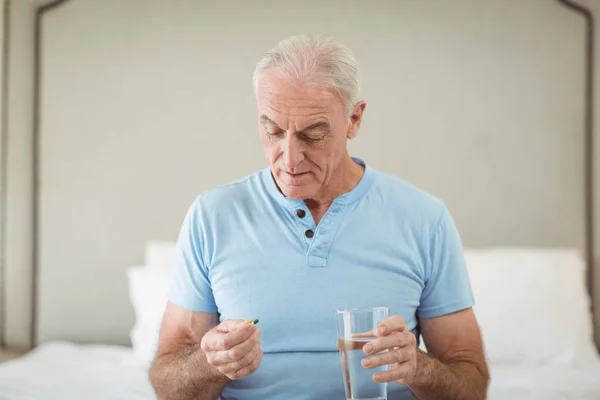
[33,0,587,345]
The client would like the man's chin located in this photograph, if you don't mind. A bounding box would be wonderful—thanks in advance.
[279,184,315,200]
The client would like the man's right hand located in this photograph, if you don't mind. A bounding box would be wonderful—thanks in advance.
[200,319,263,380]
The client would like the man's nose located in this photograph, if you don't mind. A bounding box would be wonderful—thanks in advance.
[282,136,305,171]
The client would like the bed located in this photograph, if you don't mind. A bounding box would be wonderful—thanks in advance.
[0,342,154,400]
[489,366,600,400]
[465,248,600,400]
[1,343,599,400]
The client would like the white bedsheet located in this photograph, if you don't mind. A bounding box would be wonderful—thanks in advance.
[0,341,155,400]
[1,341,600,399]
[487,364,600,400]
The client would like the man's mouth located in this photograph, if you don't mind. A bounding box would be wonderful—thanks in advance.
[284,171,308,179]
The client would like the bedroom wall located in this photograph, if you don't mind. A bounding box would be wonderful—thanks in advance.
[31,0,587,346]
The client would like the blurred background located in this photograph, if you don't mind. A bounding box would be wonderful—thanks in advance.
[0,0,599,399]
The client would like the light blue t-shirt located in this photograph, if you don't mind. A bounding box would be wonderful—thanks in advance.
[168,158,474,400]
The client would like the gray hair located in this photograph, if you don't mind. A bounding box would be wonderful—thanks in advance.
[252,34,362,118]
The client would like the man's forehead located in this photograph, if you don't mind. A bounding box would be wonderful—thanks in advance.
[257,96,333,125]
[256,92,338,127]
[256,71,344,127]
[257,87,334,111]
[258,71,337,106]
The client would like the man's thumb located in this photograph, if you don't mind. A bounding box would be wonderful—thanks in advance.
[217,319,254,333]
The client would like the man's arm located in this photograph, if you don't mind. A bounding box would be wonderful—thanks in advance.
[149,302,227,400]
[409,308,489,400]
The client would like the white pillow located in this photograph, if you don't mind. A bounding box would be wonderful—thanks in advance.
[464,247,598,367]
[127,265,173,367]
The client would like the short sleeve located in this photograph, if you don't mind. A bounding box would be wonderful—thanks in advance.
[167,197,218,313]
[417,207,475,318]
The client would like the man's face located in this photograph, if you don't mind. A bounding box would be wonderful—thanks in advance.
[256,69,363,200]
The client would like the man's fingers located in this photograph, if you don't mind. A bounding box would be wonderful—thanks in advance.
[220,323,256,350]
[372,361,413,383]
[208,328,260,365]
[216,319,255,333]
[221,341,262,375]
[202,321,256,351]
[229,349,264,380]
[376,315,406,336]
[364,331,415,355]
[351,330,376,339]
[362,347,413,369]
[201,319,263,380]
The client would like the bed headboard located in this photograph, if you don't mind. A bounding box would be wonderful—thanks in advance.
[1,0,598,351]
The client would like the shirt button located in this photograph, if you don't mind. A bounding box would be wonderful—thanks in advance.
[305,229,314,238]
[296,209,306,218]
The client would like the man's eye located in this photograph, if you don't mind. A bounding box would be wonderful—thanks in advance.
[304,134,325,142]
[266,130,283,137]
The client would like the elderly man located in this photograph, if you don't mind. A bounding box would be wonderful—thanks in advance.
[149,35,489,400]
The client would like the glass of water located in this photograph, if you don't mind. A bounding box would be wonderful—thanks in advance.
[336,307,389,400]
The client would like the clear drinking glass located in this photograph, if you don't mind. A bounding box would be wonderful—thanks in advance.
[336,307,389,400]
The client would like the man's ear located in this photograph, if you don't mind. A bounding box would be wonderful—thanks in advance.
[347,101,367,139]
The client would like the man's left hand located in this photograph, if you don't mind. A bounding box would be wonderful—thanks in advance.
[361,315,418,386]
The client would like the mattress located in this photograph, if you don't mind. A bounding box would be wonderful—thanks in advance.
[487,364,600,400]
[1,341,599,400]
[0,341,155,400]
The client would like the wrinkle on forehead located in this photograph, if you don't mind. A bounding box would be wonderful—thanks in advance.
[260,85,333,112]
[257,70,340,129]
[264,98,330,118]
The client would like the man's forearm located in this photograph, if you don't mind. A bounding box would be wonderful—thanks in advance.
[407,350,489,400]
[149,344,229,400]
